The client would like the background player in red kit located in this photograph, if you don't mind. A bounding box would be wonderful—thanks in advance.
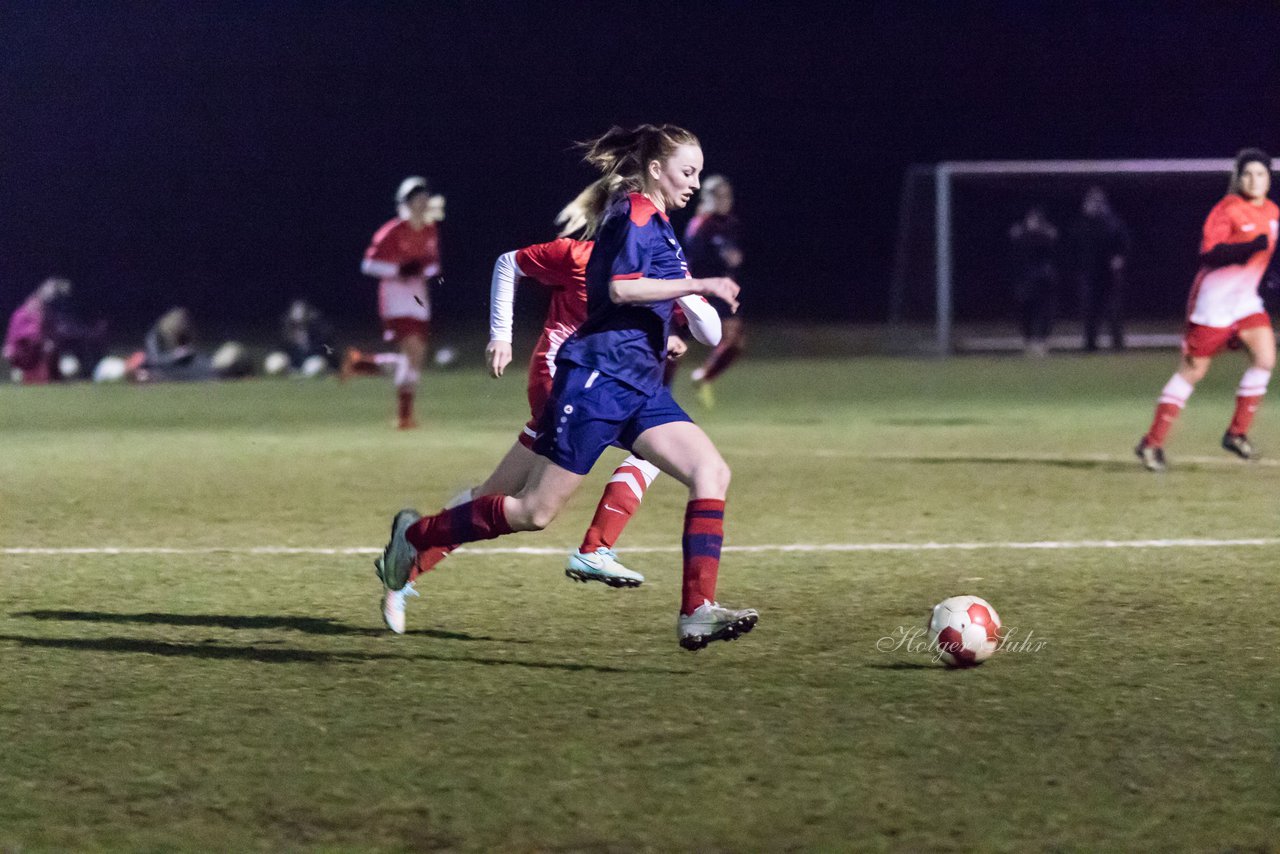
[375,124,754,650]
[348,176,442,429]
[380,202,722,633]
[683,174,745,407]
[1136,149,1278,471]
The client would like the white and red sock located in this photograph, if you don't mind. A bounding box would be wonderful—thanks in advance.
[580,456,660,553]
[1145,373,1194,447]
[1228,367,1270,435]
[395,364,420,426]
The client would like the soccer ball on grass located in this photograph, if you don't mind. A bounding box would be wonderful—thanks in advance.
[927,595,1002,667]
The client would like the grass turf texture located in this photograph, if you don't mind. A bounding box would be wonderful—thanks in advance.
[1,346,1277,851]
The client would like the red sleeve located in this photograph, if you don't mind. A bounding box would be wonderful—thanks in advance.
[515,238,581,289]
[1200,199,1240,252]
[365,219,403,263]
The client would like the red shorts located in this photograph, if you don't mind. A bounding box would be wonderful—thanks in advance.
[1182,312,1271,358]
[382,317,430,343]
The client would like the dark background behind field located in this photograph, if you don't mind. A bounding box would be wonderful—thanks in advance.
[3,1,1278,338]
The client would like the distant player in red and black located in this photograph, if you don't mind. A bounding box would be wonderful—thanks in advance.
[684,175,745,407]
[348,177,443,429]
[1136,149,1278,471]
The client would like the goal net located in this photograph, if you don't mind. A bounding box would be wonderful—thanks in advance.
[889,159,1237,355]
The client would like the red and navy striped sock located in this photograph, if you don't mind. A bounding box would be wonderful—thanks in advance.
[681,498,725,616]
[406,495,512,551]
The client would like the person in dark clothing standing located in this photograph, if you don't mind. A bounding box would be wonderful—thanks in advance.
[1008,206,1060,357]
[1072,186,1131,351]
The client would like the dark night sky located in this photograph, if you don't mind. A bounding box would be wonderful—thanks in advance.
[2,1,1278,339]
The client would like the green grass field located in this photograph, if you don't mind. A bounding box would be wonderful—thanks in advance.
[2,343,1277,852]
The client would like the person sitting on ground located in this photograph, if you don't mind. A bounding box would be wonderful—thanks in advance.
[4,278,69,384]
[281,298,338,373]
[128,307,251,382]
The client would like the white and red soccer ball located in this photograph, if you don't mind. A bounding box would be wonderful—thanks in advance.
[927,595,1003,667]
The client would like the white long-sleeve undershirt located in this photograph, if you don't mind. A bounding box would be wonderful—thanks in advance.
[361,257,400,279]
[488,251,523,344]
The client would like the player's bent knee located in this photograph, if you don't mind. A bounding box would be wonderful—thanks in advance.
[691,459,731,498]
[524,505,559,531]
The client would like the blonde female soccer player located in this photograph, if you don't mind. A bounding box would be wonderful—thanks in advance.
[376,124,756,650]
[380,207,720,633]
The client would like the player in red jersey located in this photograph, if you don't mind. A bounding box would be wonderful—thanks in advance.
[346,177,443,429]
[1136,149,1278,471]
[379,210,722,633]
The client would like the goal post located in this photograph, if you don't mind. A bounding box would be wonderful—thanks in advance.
[892,158,1236,356]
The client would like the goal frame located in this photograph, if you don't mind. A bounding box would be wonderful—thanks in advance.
[922,158,1234,355]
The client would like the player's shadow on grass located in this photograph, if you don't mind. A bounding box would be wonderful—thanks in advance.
[0,634,683,674]
[895,455,1130,472]
[13,609,528,644]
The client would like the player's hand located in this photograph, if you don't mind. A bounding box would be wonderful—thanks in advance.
[399,260,425,278]
[666,335,688,361]
[486,340,512,378]
[697,277,740,313]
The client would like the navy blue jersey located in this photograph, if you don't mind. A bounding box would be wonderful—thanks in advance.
[557,193,689,395]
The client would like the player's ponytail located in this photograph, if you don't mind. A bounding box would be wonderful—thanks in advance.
[582,123,700,182]
[565,124,701,233]
[556,174,626,239]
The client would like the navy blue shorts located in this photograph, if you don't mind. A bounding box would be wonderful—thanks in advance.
[532,364,692,475]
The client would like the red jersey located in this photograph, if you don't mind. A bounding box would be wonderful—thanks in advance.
[1187,195,1279,327]
[513,238,592,414]
[363,217,442,321]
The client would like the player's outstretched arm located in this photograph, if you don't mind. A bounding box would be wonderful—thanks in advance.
[609,276,739,312]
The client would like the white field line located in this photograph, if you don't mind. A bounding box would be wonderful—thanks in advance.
[725,449,1280,467]
[3,538,1278,557]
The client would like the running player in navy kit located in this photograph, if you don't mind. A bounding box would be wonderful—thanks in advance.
[375,124,757,650]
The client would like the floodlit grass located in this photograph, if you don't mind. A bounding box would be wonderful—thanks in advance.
[1,346,1277,851]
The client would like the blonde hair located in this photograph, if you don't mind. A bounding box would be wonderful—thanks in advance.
[557,124,701,238]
